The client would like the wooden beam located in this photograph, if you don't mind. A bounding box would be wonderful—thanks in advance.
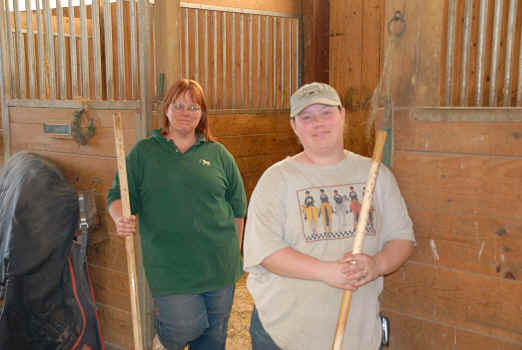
[412,107,522,122]
[302,0,329,84]
[180,0,300,14]
[113,113,144,350]
[0,32,8,160]
[156,0,181,92]
[385,0,444,107]
[391,109,522,156]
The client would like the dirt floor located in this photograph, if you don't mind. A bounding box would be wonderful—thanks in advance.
[226,274,254,349]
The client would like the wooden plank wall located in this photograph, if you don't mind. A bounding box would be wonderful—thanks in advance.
[329,0,385,157]
[382,109,522,349]
[371,1,521,349]
[209,111,301,198]
[9,106,138,349]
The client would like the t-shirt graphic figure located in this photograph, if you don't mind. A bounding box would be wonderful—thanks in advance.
[333,189,348,231]
[319,189,333,232]
[362,186,376,233]
[302,190,319,233]
[349,186,362,227]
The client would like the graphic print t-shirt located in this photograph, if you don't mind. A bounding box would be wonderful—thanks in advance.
[244,152,414,350]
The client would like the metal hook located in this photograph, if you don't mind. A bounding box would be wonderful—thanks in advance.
[387,10,406,37]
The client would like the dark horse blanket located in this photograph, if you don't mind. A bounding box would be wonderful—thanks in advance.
[0,151,104,350]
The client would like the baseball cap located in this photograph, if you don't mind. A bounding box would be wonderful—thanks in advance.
[290,82,342,117]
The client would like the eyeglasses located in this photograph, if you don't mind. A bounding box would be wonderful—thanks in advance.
[170,102,201,113]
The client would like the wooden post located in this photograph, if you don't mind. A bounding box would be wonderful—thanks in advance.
[332,130,387,350]
[302,0,330,84]
[113,112,144,350]
[156,0,181,91]
[0,40,8,161]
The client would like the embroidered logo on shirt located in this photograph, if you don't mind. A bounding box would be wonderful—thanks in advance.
[200,159,211,167]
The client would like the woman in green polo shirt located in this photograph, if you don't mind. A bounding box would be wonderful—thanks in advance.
[107,79,247,350]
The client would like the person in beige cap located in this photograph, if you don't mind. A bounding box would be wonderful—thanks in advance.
[243,82,415,349]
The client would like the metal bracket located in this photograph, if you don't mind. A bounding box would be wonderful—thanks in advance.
[387,10,406,37]
[43,121,72,138]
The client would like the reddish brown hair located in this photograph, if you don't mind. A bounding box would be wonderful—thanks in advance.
[161,79,214,141]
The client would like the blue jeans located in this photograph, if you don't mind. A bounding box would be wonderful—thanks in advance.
[154,285,235,350]
[249,307,282,350]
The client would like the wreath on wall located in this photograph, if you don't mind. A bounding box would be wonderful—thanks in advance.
[71,108,96,145]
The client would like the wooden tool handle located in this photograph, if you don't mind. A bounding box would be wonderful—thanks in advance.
[331,130,387,350]
[113,112,144,350]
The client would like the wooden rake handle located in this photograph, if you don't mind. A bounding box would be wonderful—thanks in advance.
[331,130,387,350]
[113,112,144,350]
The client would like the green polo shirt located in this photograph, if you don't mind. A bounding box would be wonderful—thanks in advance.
[107,129,247,296]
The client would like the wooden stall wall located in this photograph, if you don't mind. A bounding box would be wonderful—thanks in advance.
[209,111,300,198]
[440,0,522,107]
[329,0,385,156]
[6,106,300,350]
[8,106,138,350]
[330,0,521,348]
[373,1,522,349]
[177,1,300,112]
[2,2,302,349]
[171,0,304,199]
[383,109,522,350]
[3,2,153,102]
